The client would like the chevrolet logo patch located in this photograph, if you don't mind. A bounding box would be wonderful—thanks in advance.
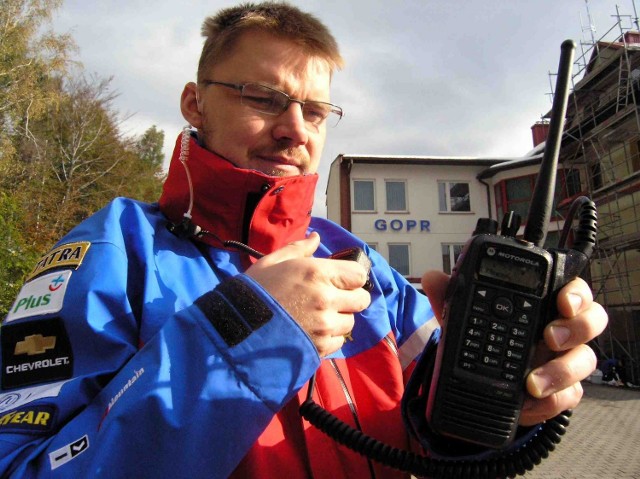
[1,318,73,390]
[15,335,57,356]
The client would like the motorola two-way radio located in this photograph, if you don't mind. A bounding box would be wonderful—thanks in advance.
[301,40,599,478]
[424,39,597,450]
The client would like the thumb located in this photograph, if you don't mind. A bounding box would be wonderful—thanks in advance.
[421,270,451,324]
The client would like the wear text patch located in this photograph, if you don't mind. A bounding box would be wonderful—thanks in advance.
[0,404,57,434]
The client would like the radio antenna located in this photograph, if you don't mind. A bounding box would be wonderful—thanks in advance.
[523,40,576,247]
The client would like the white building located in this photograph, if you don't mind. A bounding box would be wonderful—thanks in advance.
[326,155,508,289]
[325,140,582,291]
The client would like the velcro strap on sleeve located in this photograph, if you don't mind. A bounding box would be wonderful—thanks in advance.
[195,277,273,347]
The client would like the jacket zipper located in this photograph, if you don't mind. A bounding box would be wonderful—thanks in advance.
[329,359,377,479]
[382,334,399,357]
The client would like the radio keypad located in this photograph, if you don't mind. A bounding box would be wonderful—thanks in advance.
[460,285,539,383]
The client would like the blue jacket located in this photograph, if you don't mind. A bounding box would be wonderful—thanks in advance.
[0,189,436,478]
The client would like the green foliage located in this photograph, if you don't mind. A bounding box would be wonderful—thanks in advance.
[0,0,167,316]
[0,0,74,160]
[0,193,40,316]
[136,125,165,169]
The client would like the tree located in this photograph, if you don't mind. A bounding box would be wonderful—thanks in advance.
[1,73,166,316]
[0,193,40,314]
[0,1,166,316]
[135,125,165,169]
[0,0,74,167]
[0,0,73,315]
[16,75,166,243]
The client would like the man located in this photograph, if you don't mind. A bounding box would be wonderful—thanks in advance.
[0,2,607,478]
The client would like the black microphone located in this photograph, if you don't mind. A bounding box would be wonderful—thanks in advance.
[167,215,202,239]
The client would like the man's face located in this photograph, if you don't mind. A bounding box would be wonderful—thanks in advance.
[193,30,333,176]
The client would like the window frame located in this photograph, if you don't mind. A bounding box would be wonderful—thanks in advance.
[385,179,408,212]
[494,169,582,224]
[441,243,465,274]
[388,243,411,276]
[438,181,471,213]
[352,178,376,212]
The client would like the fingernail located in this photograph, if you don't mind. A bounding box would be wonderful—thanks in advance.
[568,293,583,316]
[529,370,554,398]
[550,325,571,348]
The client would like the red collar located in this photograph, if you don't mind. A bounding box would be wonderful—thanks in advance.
[159,132,318,264]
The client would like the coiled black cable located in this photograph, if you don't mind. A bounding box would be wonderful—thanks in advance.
[300,196,597,478]
[558,196,597,254]
[300,373,571,479]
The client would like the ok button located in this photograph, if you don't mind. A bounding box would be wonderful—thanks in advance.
[493,296,514,319]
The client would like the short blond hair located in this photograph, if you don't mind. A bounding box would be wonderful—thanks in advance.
[197,1,344,83]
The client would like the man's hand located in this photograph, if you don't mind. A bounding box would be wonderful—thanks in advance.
[246,233,371,357]
[421,270,608,427]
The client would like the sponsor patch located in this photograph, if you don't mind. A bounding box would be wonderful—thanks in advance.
[49,435,89,470]
[107,368,144,413]
[5,271,72,323]
[1,318,73,390]
[0,380,69,413]
[0,404,57,434]
[99,368,144,430]
[26,242,90,281]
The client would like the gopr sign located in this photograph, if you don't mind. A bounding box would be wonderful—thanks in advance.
[374,219,431,232]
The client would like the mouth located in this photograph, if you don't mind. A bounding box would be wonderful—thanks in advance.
[255,155,305,176]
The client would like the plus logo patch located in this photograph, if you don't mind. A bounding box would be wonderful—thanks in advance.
[5,271,72,323]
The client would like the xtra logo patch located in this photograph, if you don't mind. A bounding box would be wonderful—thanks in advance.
[5,271,72,323]
[49,435,90,470]
[26,242,90,281]
[0,404,57,435]
[1,318,73,390]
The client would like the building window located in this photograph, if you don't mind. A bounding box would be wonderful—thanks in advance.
[367,243,378,252]
[563,169,582,197]
[505,176,532,220]
[494,170,582,224]
[385,180,407,211]
[442,243,464,274]
[353,179,375,211]
[438,181,470,212]
[389,244,410,276]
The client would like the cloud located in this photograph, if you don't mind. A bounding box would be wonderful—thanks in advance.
[52,0,629,217]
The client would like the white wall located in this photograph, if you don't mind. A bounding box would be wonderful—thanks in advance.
[348,162,492,279]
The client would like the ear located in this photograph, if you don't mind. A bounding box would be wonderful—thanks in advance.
[180,82,203,128]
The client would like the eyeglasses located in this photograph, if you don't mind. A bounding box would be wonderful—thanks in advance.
[201,80,344,128]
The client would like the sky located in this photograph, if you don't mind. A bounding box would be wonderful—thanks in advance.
[51,0,638,216]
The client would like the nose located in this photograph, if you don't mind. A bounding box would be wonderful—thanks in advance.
[272,101,309,145]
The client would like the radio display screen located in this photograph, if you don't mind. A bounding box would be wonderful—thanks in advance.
[478,255,542,291]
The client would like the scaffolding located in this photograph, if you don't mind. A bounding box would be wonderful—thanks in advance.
[550,2,640,383]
